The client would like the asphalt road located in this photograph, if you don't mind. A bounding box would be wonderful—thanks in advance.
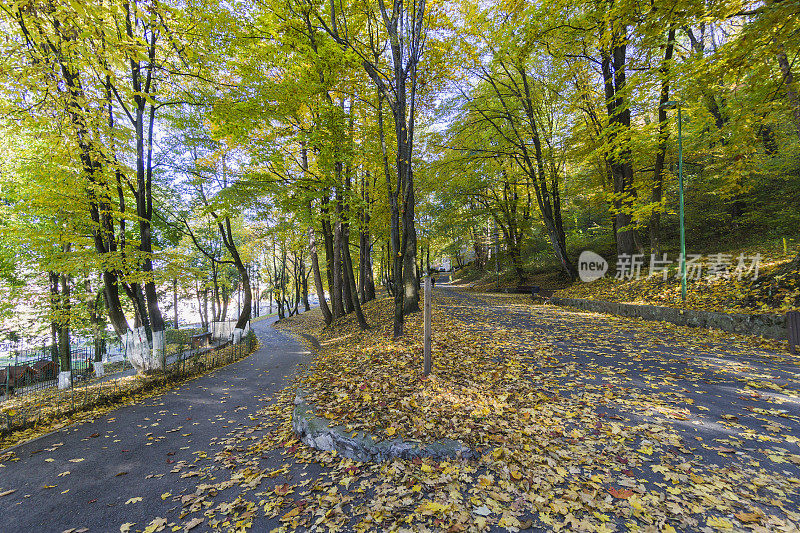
[0,316,313,533]
[3,290,799,532]
[436,287,800,514]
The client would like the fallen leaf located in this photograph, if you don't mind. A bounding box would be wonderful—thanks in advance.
[184,517,203,531]
[608,487,634,499]
[143,517,167,533]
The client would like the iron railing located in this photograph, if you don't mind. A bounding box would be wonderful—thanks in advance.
[0,328,257,437]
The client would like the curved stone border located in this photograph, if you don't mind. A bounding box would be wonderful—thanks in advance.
[292,391,477,463]
[549,297,787,340]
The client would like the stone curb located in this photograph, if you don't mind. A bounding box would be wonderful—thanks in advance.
[292,391,477,463]
[549,297,787,340]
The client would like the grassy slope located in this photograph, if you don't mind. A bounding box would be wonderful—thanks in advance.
[455,242,800,314]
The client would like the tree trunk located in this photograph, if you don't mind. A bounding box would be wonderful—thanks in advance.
[651,28,676,256]
[309,226,333,324]
[173,278,178,328]
[359,226,368,303]
[301,256,310,312]
[343,222,369,329]
[211,261,220,321]
[358,173,376,303]
[58,272,71,373]
[321,197,336,304]
[87,278,106,364]
[332,217,346,318]
[221,287,229,322]
[216,217,251,331]
[776,45,800,140]
[48,272,60,364]
[376,92,405,336]
[365,246,376,302]
[293,253,301,316]
[400,146,420,314]
[601,27,637,257]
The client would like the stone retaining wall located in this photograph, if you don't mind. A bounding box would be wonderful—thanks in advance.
[549,297,787,340]
[293,391,476,463]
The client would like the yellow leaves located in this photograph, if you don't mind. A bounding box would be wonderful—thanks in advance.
[125,497,142,505]
[416,500,452,515]
[746,380,783,392]
[706,515,734,531]
[477,474,493,488]
[279,507,300,521]
[628,496,645,513]
[143,517,167,533]
[637,445,653,455]
[272,291,800,532]
[57,471,70,477]
[161,492,172,500]
[68,458,84,463]
[735,508,765,524]
[498,513,521,529]
[119,523,135,533]
[183,517,203,530]
[549,499,570,515]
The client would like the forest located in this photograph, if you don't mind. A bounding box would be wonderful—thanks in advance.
[0,0,798,374]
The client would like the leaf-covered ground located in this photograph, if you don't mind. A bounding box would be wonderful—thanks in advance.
[3,294,799,532]
[262,288,800,532]
[554,246,800,314]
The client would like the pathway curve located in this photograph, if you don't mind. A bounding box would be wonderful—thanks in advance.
[0,317,312,533]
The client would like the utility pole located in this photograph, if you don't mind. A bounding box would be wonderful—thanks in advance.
[661,100,687,303]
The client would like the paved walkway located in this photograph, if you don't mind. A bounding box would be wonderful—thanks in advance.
[2,291,799,532]
[436,287,800,513]
[0,317,312,533]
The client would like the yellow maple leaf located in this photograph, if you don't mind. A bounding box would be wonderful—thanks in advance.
[707,516,734,531]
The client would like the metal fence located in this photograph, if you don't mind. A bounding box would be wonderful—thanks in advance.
[1,337,133,399]
[0,328,257,438]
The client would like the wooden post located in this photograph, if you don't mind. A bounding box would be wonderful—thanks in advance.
[424,275,432,375]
